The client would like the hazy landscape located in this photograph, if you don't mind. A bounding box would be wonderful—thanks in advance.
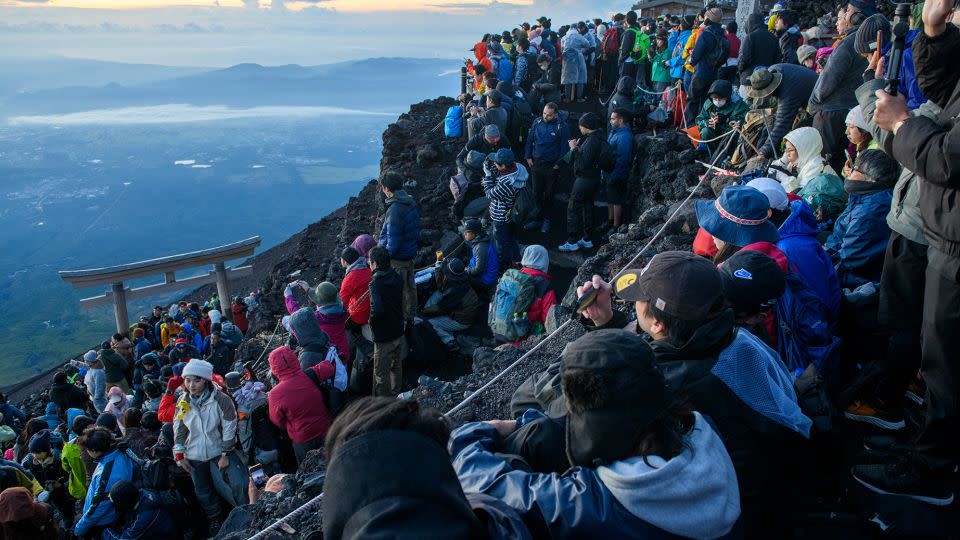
[0,56,458,385]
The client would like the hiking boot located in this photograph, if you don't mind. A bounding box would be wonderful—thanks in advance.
[578,238,594,249]
[540,219,551,233]
[852,457,955,506]
[558,242,580,252]
[844,399,906,431]
[523,220,542,231]
[905,378,925,407]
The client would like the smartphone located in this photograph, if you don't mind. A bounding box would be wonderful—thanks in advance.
[249,463,267,489]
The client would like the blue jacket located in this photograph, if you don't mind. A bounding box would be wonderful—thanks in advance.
[776,200,841,326]
[75,448,140,537]
[379,190,420,261]
[690,23,725,81]
[133,337,152,361]
[513,51,536,90]
[101,489,177,540]
[0,402,27,429]
[668,30,692,79]
[467,234,499,287]
[41,402,60,431]
[496,57,513,85]
[524,116,569,164]
[450,410,742,540]
[604,126,633,184]
[825,189,893,288]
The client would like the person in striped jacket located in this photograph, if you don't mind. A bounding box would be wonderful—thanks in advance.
[482,148,528,269]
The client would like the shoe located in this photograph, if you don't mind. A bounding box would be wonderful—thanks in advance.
[558,242,580,252]
[844,399,906,430]
[905,377,925,406]
[863,434,916,456]
[852,458,955,506]
[523,220,542,231]
[540,219,551,233]
[578,238,594,249]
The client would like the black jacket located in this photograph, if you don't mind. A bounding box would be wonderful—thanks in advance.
[204,341,233,376]
[369,268,405,343]
[49,381,90,414]
[889,24,960,257]
[809,27,867,113]
[607,76,636,121]
[530,58,561,104]
[739,14,781,85]
[764,63,818,156]
[572,129,605,180]
[777,27,802,65]
[456,132,512,175]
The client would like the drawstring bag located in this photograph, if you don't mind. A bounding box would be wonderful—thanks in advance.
[325,346,348,392]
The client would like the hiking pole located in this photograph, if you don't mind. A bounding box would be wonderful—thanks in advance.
[442,129,738,419]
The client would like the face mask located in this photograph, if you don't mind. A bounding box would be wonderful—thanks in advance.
[712,98,727,108]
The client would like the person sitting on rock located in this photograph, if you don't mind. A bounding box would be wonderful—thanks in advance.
[102,480,177,540]
[285,281,351,366]
[469,90,509,144]
[694,79,748,152]
[462,219,499,297]
[768,126,841,194]
[167,338,200,365]
[695,185,781,264]
[450,330,742,539]
[421,259,481,352]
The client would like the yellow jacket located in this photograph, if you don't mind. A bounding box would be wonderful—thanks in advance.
[161,322,181,347]
[682,28,702,73]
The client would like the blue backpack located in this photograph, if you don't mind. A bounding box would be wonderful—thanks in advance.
[444,105,463,138]
[488,269,536,342]
[776,272,841,384]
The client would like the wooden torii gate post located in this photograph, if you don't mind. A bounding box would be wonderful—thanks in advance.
[60,237,261,334]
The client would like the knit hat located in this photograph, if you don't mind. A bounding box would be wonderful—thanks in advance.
[849,0,879,17]
[351,234,376,258]
[746,178,790,211]
[797,44,818,64]
[854,13,890,55]
[483,124,501,141]
[696,185,781,247]
[209,309,222,324]
[461,218,483,235]
[844,105,869,132]
[719,250,786,316]
[182,359,214,382]
[521,244,549,273]
[705,7,722,23]
[28,429,51,454]
[578,112,603,130]
[309,282,341,307]
[83,350,97,364]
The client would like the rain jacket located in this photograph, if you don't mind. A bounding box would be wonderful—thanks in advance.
[560,31,591,85]
[100,348,129,385]
[525,115,569,164]
[808,27,867,113]
[74,447,140,537]
[668,29,692,79]
[604,125,634,187]
[451,411,741,539]
[772,126,839,192]
[284,295,350,366]
[101,489,176,540]
[340,258,372,325]
[172,386,238,462]
[267,346,332,445]
[379,190,420,262]
[776,200,842,322]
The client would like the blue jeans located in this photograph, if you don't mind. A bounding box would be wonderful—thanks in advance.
[493,220,519,270]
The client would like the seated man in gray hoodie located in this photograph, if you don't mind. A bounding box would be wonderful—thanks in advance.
[450,330,742,539]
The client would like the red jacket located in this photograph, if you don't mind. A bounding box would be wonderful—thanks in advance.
[198,318,211,338]
[231,304,248,334]
[267,346,333,444]
[521,268,557,326]
[339,265,372,325]
[693,228,720,258]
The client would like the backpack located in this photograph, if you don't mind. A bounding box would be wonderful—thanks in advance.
[450,173,470,202]
[444,105,463,138]
[599,138,617,172]
[776,272,842,383]
[509,180,540,226]
[141,457,173,491]
[601,26,622,58]
[489,269,537,342]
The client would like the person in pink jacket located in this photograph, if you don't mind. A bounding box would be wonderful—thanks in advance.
[284,281,350,366]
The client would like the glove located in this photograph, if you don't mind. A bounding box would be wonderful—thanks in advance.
[283,286,294,298]
[166,376,183,392]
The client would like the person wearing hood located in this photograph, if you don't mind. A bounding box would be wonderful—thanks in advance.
[324,397,533,540]
[842,106,877,170]
[452,329,741,539]
[483,148,529,267]
[49,371,90,416]
[61,412,94,501]
[99,344,130,393]
[351,233,376,259]
[422,259,481,351]
[180,321,203,352]
[513,37,538,93]
[607,75,636,123]
[131,352,161,408]
[797,44,818,70]
[285,281,350,366]
[560,23,592,102]
[203,331,233,376]
[83,350,108,413]
[102,480,177,540]
[0,486,61,540]
[268,346,333,464]
[39,402,60,431]
[378,171,420,323]
[74,426,140,538]
[518,245,557,337]
[694,79,748,152]
[808,0,872,175]
[22,429,74,524]
[367,246,406,398]
[774,9,802,64]
[159,316,181,349]
[695,185,781,265]
[747,65,818,158]
[529,53,562,111]
[769,126,841,193]
[338,247,373,331]
[776,199,842,323]
[576,251,811,536]
[559,112,605,252]
[104,386,130,430]
[462,219,499,295]
[825,149,897,288]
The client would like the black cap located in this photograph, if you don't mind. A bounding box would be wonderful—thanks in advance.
[578,112,603,130]
[718,251,786,316]
[462,218,482,234]
[561,330,672,467]
[613,251,723,321]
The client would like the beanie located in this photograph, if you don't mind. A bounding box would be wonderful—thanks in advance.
[181,359,214,382]
[351,234,376,258]
[28,429,51,454]
[797,44,817,64]
[96,413,118,432]
[705,7,722,23]
[854,14,890,55]
[83,350,97,364]
[578,112,603,130]
[845,105,870,132]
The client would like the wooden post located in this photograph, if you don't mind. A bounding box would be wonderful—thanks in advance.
[214,262,232,321]
[111,282,129,334]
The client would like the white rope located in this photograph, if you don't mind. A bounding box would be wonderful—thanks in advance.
[247,492,324,540]
[251,319,282,371]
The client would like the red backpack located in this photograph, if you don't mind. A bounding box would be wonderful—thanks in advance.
[602,27,622,58]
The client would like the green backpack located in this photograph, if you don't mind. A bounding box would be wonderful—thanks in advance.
[489,269,537,342]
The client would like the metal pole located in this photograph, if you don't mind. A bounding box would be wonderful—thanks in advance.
[460,66,468,96]
[111,282,129,333]
[214,262,232,321]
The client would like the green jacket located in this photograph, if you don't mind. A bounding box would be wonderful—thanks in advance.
[61,441,89,500]
[99,348,128,384]
[695,98,749,135]
[651,50,673,83]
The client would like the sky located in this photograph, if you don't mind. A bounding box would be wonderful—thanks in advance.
[0,0,626,66]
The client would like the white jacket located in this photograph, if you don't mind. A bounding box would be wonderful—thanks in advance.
[173,389,238,462]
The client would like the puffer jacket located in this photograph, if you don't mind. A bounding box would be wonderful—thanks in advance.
[369,268,405,343]
[467,233,499,287]
[340,259,372,325]
[288,307,331,370]
[514,50,538,92]
[607,76,636,121]
[826,186,894,288]
[778,26,802,64]
[73,447,140,537]
[172,387,238,462]
[482,163,529,223]
[738,14,780,85]
[809,27,867,113]
[379,190,420,262]
[776,200,842,322]
[267,346,332,445]
[571,128,605,180]
[530,57,562,104]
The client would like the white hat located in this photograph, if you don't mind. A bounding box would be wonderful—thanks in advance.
[182,359,214,381]
[845,106,870,132]
[746,178,790,211]
[110,394,122,403]
[83,350,97,363]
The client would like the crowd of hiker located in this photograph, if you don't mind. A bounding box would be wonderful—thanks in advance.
[2,0,960,538]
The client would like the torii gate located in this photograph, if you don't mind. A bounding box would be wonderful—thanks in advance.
[60,237,261,333]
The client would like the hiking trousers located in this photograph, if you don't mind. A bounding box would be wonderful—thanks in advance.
[373,336,405,397]
[493,220,520,270]
[567,175,599,243]
[813,110,850,176]
[530,162,559,219]
[390,258,417,321]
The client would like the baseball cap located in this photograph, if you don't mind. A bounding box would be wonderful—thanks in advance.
[488,148,516,165]
[613,251,724,321]
[718,250,786,316]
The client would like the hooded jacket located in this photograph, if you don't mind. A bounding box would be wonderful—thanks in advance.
[288,307,332,370]
[61,408,90,500]
[482,163,529,223]
[762,63,818,156]
[825,180,894,288]
[695,80,749,140]
[531,57,562,105]
[99,348,129,385]
[607,76,636,121]
[690,21,727,81]
[285,295,350,366]
[369,267,405,343]
[776,200,842,321]
[560,30,591,85]
[773,127,839,191]
[267,346,332,445]
[668,29,692,79]
[172,385,238,462]
[809,27,867,113]
[101,489,176,540]
[572,128,605,180]
[340,259,373,325]
[379,190,420,262]
[604,125,633,186]
[451,412,741,539]
[525,114,569,164]
[74,447,139,537]
[0,487,59,540]
[467,232,500,287]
